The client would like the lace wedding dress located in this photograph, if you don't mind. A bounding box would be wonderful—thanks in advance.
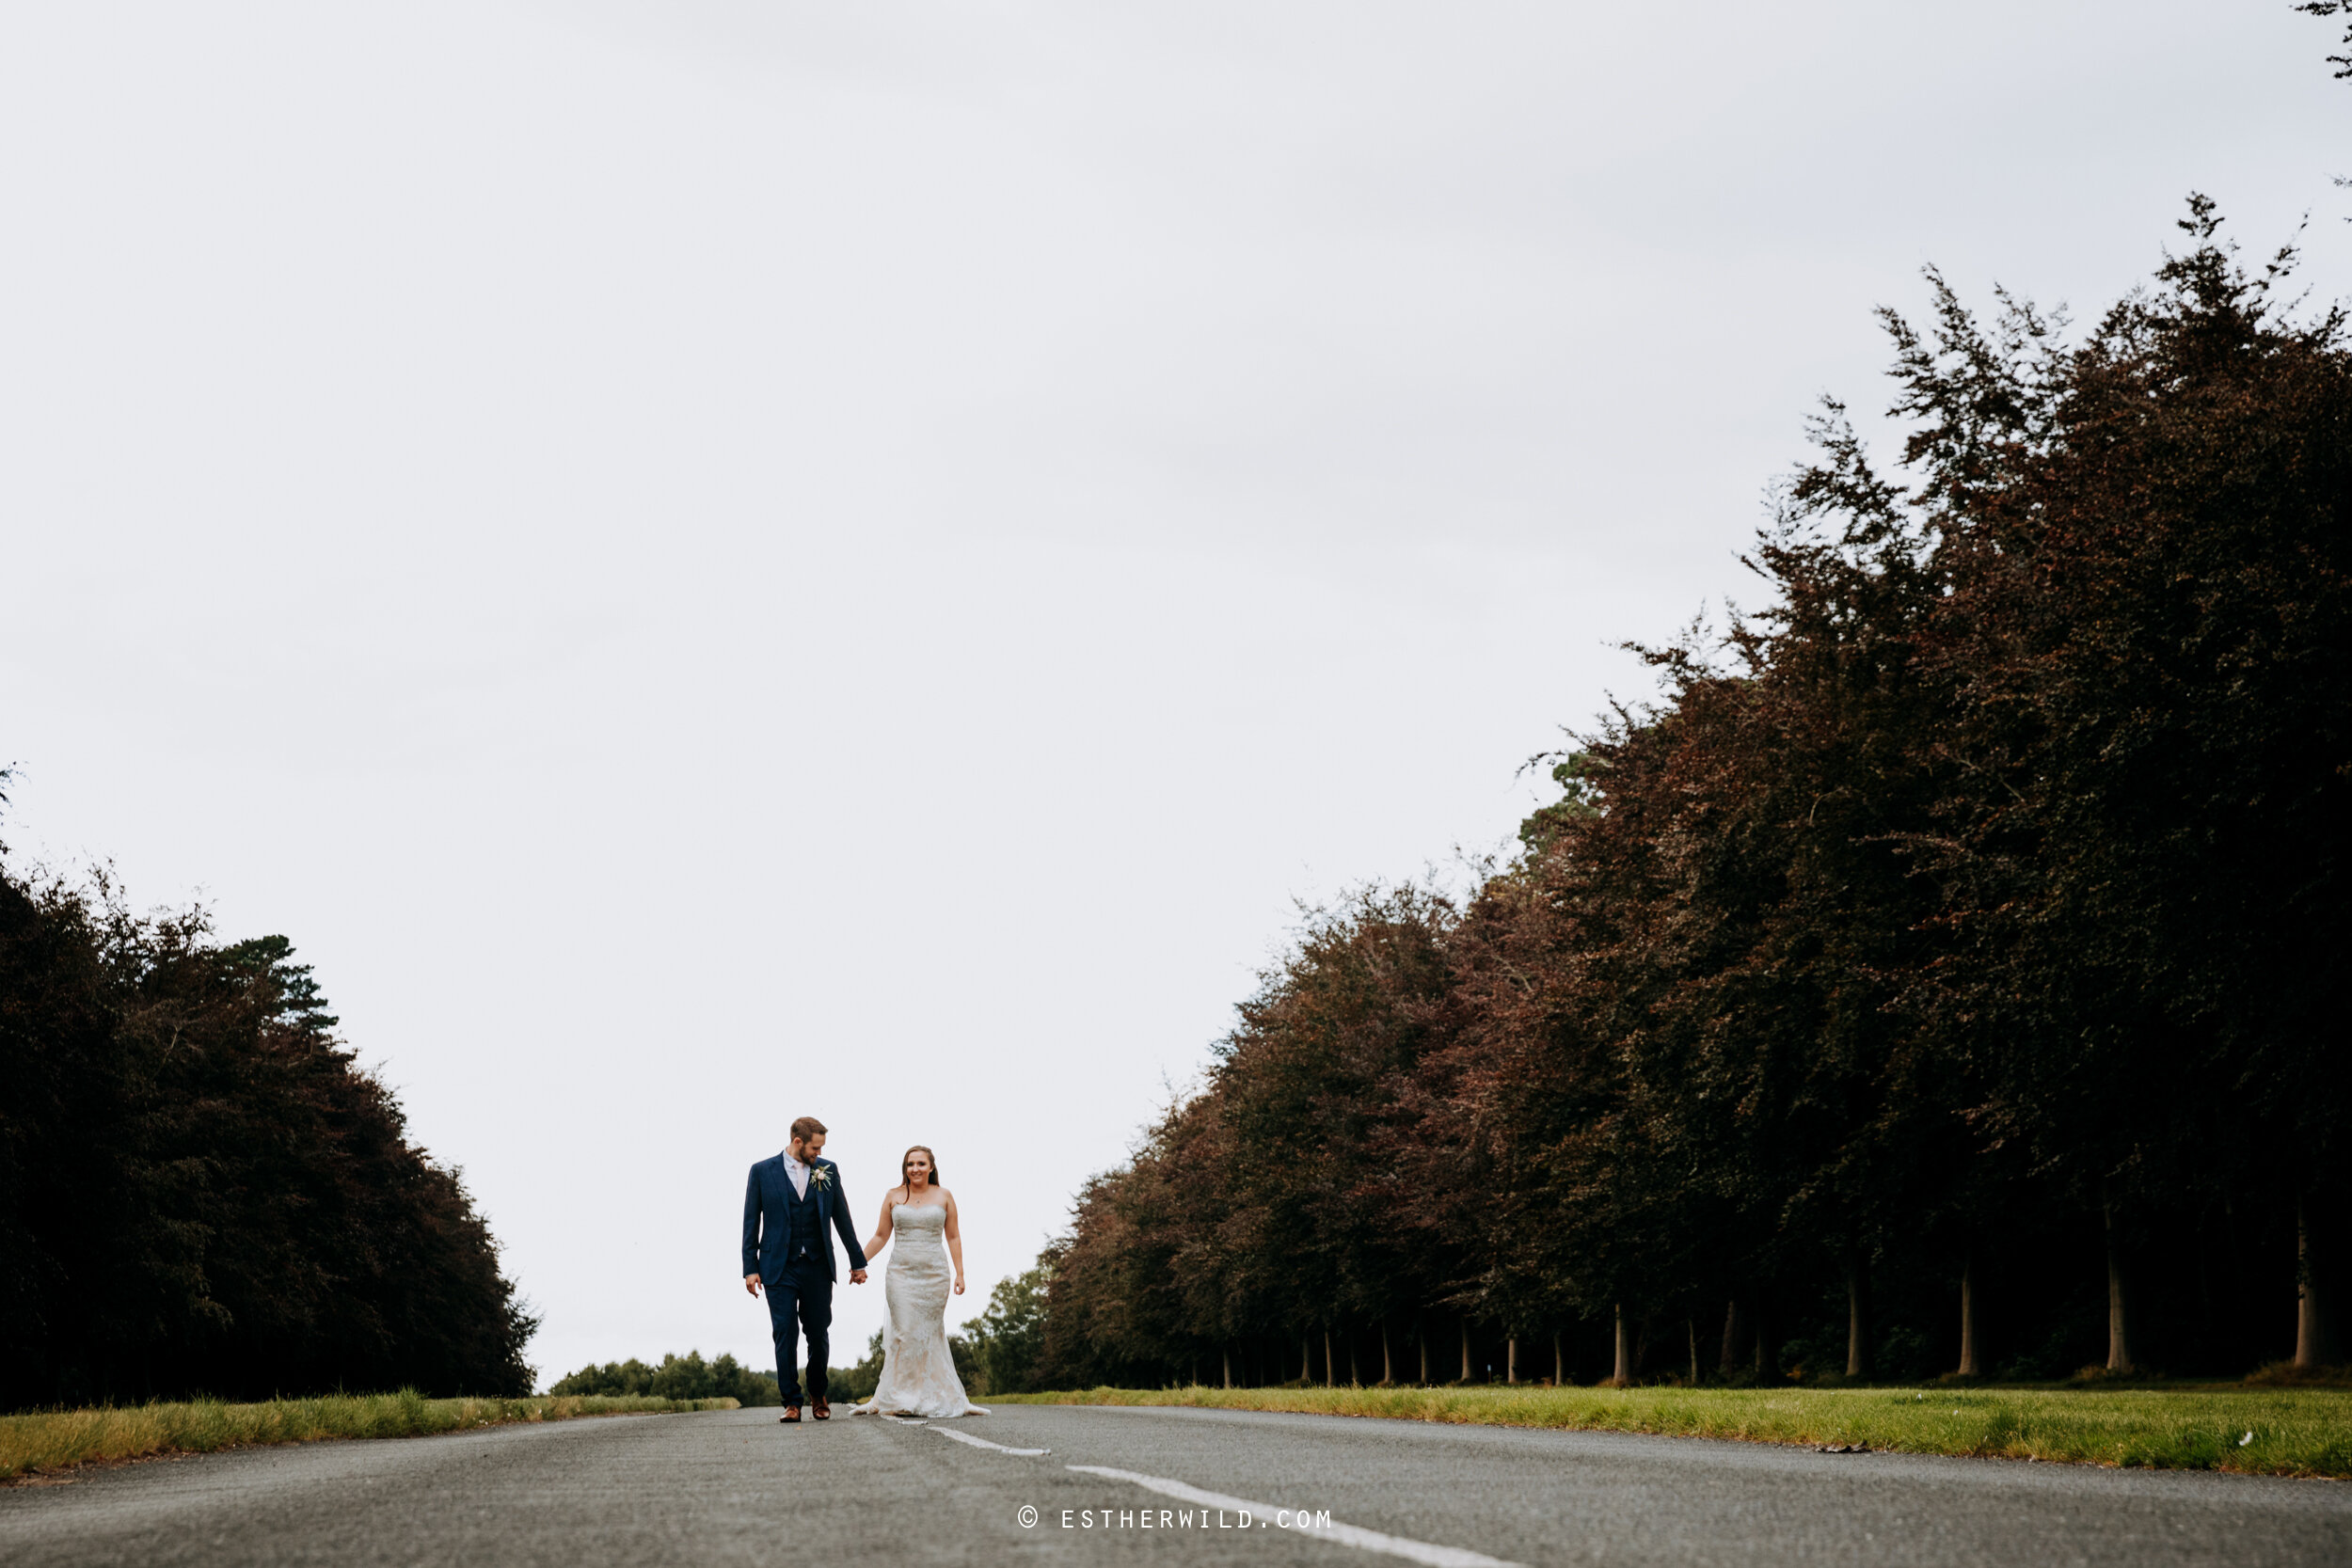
[849,1201,985,1418]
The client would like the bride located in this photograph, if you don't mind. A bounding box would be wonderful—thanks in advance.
[848,1146,986,1418]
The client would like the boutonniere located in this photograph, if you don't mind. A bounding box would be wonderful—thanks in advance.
[810,1166,833,1191]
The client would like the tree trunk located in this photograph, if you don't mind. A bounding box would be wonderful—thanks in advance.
[1380,1319,1393,1385]
[1325,1328,1336,1387]
[1418,1313,1430,1385]
[1459,1318,1472,1383]
[1687,1317,1700,1386]
[1612,1304,1632,1386]
[2297,1199,2339,1369]
[1222,1347,1232,1389]
[1845,1249,1873,1379]
[1754,1294,1777,1381]
[1507,1336,1518,1383]
[2105,1203,2137,1374]
[1553,1330,1565,1386]
[1957,1248,1983,1379]
[1720,1297,1749,1376]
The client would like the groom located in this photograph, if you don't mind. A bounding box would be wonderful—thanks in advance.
[742,1117,867,1422]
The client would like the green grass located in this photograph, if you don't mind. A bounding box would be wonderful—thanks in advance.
[994,1384,2352,1478]
[0,1390,736,1483]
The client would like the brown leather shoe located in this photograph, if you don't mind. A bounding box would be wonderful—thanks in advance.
[811,1398,831,1420]
[779,1405,801,1423]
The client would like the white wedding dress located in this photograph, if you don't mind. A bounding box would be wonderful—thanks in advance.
[849,1200,986,1418]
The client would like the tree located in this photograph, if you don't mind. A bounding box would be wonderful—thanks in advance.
[2295,2,2352,78]
[547,1351,780,1405]
[1006,200,2350,1391]
[964,1259,1053,1394]
[1921,201,2352,1371]
[0,858,538,1408]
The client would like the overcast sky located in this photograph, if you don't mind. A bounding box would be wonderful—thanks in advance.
[5,2,2346,1386]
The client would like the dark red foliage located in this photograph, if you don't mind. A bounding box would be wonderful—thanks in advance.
[1020,205,2351,1389]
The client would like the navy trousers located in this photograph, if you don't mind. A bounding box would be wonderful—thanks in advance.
[766,1258,833,1404]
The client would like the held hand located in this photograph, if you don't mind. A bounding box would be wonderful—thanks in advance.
[744,1274,761,1297]
[850,1269,868,1285]
[954,1277,965,1295]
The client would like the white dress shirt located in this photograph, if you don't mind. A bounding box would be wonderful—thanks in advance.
[783,1150,811,1199]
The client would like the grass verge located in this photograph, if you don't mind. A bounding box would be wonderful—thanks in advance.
[993,1385,2352,1478]
[1,1390,736,1483]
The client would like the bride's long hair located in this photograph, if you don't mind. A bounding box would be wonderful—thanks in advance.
[898,1145,939,1201]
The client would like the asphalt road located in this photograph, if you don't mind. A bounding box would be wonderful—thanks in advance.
[5,1402,2348,1568]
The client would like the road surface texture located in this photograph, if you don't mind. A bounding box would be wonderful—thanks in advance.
[4,1402,2347,1567]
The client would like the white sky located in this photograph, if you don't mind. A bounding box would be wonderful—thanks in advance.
[5,1,2346,1386]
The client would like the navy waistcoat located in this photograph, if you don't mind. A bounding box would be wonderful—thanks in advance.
[782,1176,820,1259]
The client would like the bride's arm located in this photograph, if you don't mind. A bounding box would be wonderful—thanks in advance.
[861,1196,896,1264]
[944,1192,965,1295]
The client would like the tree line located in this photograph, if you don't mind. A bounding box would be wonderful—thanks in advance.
[0,808,537,1410]
[548,1350,781,1405]
[994,208,2352,1393]
[547,1332,985,1405]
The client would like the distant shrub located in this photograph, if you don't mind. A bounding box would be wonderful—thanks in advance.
[548,1351,777,1405]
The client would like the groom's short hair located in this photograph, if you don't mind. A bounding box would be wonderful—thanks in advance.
[789,1116,828,1143]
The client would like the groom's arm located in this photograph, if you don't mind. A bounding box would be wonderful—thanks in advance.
[742,1166,764,1280]
[829,1169,868,1272]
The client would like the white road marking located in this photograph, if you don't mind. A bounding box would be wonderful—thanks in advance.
[1065,1465,1523,1568]
[930,1426,1049,1456]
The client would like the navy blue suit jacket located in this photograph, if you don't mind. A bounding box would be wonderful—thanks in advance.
[742,1154,868,1286]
